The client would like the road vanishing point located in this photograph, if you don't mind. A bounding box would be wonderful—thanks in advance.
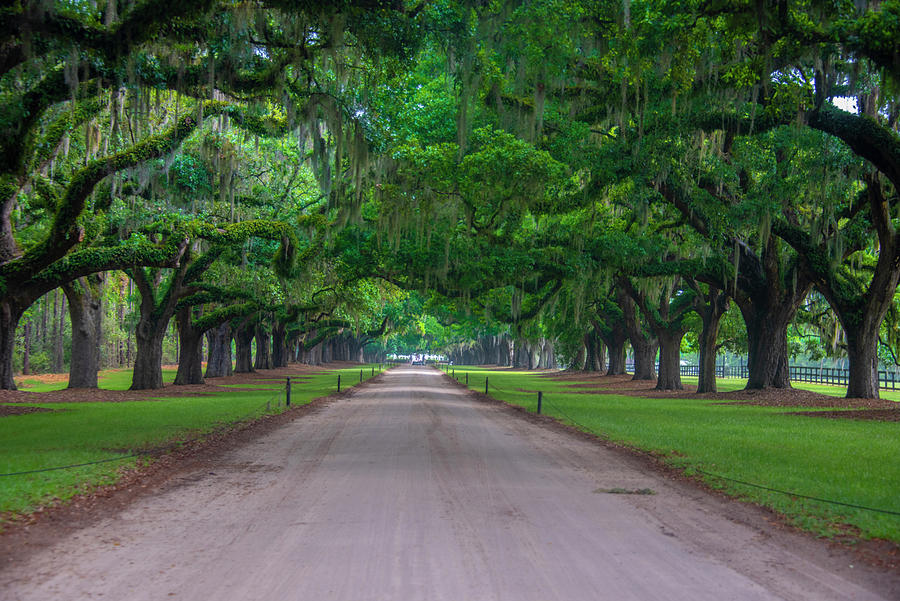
[2,366,898,600]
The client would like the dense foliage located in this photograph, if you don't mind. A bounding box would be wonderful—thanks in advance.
[3,0,899,398]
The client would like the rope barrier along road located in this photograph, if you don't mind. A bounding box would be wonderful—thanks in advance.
[484,379,594,433]
[0,387,286,478]
[696,469,900,517]
[479,379,900,519]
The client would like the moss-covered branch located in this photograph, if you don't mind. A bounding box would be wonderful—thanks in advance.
[629,257,734,291]
[3,102,293,287]
[4,235,188,301]
[194,302,259,334]
[299,327,340,352]
[3,113,203,282]
[28,99,102,174]
[807,104,900,189]
[0,0,216,73]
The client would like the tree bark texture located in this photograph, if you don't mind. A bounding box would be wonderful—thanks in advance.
[63,275,104,389]
[737,293,802,390]
[583,329,606,372]
[656,330,685,391]
[845,322,882,399]
[618,290,657,380]
[605,337,626,375]
[595,316,627,376]
[272,322,287,368]
[174,306,205,385]
[234,321,255,373]
[130,294,169,391]
[205,323,232,378]
[0,300,25,390]
[131,326,166,390]
[694,287,729,394]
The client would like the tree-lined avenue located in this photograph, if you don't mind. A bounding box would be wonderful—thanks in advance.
[1,366,895,600]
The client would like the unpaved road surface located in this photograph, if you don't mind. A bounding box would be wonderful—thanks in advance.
[2,366,898,600]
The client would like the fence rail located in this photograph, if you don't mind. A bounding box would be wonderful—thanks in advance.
[668,363,900,391]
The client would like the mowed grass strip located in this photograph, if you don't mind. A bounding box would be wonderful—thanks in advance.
[448,366,900,543]
[14,368,178,392]
[0,365,385,521]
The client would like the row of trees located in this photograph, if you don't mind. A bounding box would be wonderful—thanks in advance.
[364,0,900,398]
[3,1,900,398]
[2,0,421,390]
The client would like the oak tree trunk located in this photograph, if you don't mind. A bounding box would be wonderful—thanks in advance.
[596,318,628,376]
[0,300,24,390]
[656,330,685,391]
[64,275,104,389]
[631,338,658,381]
[695,288,729,394]
[584,332,599,371]
[739,302,793,390]
[617,289,657,380]
[234,322,255,373]
[204,323,232,378]
[569,344,585,371]
[697,318,721,394]
[174,307,205,385]
[605,338,626,375]
[131,326,166,390]
[845,322,881,399]
[272,323,287,368]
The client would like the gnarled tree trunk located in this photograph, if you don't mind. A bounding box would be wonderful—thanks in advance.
[738,298,798,390]
[0,300,25,390]
[694,286,730,394]
[583,329,606,372]
[605,337,626,375]
[569,344,585,371]
[234,321,255,373]
[174,306,205,385]
[131,319,167,390]
[656,330,685,391]
[844,317,883,399]
[619,290,657,381]
[595,316,627,376]
[205,323,232,378]
[733,236,811,390]
[63,274,104,389]
[254,324,272,370]
[272,322,288,368]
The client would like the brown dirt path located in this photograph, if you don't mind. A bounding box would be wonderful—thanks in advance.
[1,366,898,600]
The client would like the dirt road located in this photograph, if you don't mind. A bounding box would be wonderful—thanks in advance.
[2,366,897,600]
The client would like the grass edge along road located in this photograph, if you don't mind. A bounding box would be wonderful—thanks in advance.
[0,365,385,524]
[445,365,900,545]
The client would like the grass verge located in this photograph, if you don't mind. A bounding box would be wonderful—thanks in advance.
[0,365,384,523]
[445,365,900,544]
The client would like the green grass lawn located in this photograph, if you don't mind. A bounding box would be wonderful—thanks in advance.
[445,366,900,543]
[0,365,384,522]
[14,367,177,392]
[677,375,900,402]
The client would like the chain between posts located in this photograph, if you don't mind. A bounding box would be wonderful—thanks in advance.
[471,374,900,518]
[1,366,398,479]
[2,386,286,478]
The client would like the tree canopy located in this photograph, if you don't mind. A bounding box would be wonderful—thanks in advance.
[3,0,900,398]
